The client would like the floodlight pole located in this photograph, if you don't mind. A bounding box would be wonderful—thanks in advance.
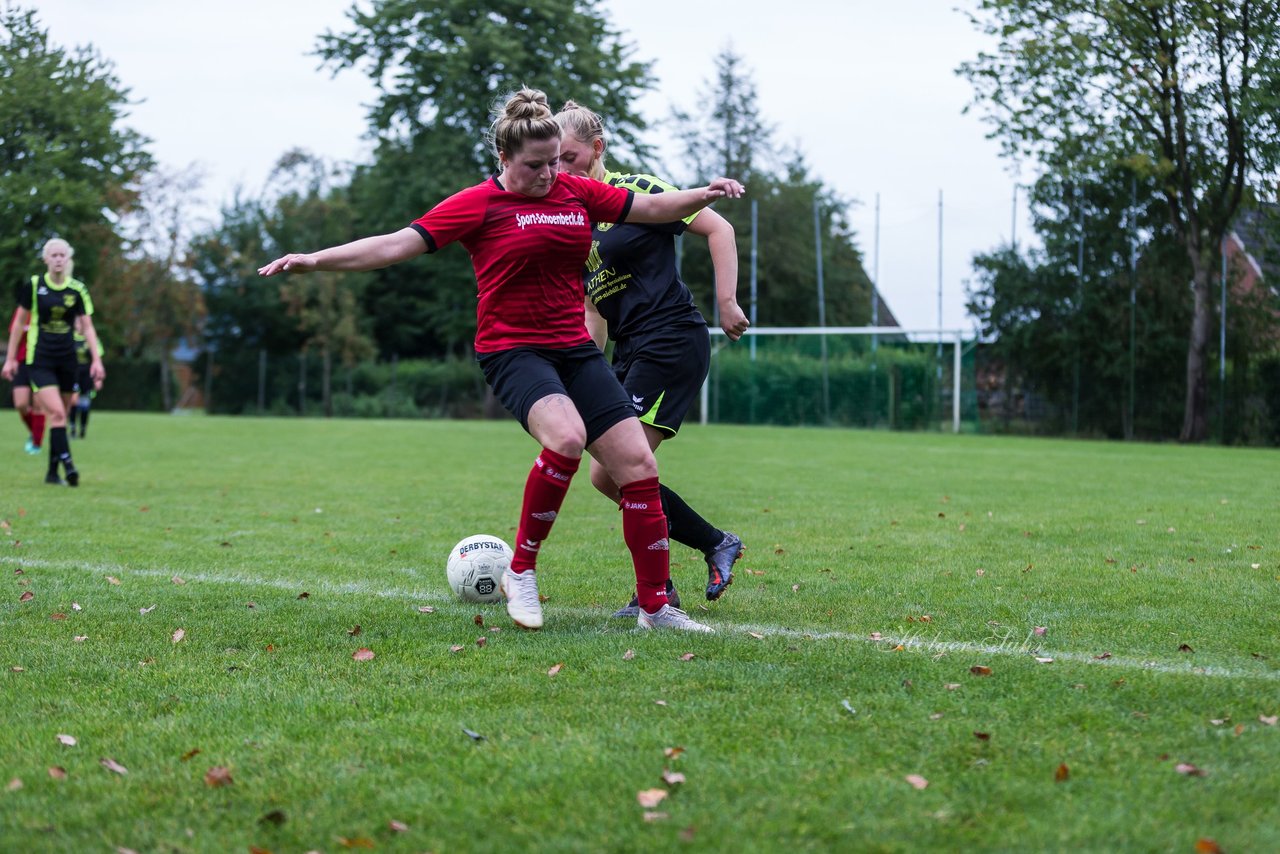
[750,199,758,361]
[814,195,830,424]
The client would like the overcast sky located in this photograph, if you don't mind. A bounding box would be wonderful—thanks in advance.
[33,0,1029,334]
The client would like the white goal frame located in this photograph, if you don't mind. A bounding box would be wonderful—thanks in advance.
[703,326,966,433]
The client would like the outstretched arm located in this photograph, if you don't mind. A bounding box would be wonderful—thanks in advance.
[625,178,745,225]
[687,208,748,341]
[258,228,426,277]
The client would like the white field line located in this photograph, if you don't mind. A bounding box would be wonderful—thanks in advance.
[5,555,1277,683]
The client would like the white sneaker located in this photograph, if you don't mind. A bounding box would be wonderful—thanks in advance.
[501,568,543,630]
[637,604,714,633]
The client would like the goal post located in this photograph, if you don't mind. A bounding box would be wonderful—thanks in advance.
[702,326,968,432]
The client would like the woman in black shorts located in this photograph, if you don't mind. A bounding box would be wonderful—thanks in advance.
[555,101,750,615]
[259,88,745,633]
[2,239,106,486]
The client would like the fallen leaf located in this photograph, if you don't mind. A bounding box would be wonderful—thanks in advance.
[679,653,696,661]
[461,727,485,741]
[388,820,409,832]
[170,575,185,585]
[449,645,464,653]
[417,606,435,613]
[664,747,685,759]
[1209,719,1227,727]
[944,683,960,691]
[48,767,66,780]
[18,591,33,603]
[1094,652,1112,660]
[841,699,857,716]
[1054,763,1069,782]
[100,758,128,775]
[347,625,361,636]
[636,788,668,808]
[904,774,928,790]
[970,665,992,676]
[181,748,201,762]
[748,631,764,639]
[352,648,375,662]
[929,712,944,720]
[1034,657,1054,664]
[1033,626,1047,636]
[297,592,310,599]
[622,649,635,660]
[10,666,24,673]
[1195,839,1223,854]
[57,734,77,746]
[1178,644,1194,653]
[5,778,21,792]
[106,576,121,585]
[547,663,563,677]
[171,629,185,644]
[974,732,991,741]
[475,637,487,648]
[139,605,156,615]
[71,603,81,611]
[1259,715,1278,726]
[1175,763,1207,777]
[258,809,287,827]
[49,613,66,621]
[869,632,883,640]
[975,569,985,577]
[643,812,670,823]
[662,770,686,786]
[1234,724,1246,736]
[654,699,668,706]
[337,838,375,849]
[204,766,234,787]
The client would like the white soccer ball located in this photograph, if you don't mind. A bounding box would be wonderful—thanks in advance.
[446,534,512,604]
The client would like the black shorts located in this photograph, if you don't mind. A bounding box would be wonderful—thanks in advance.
[28,352,79,394]
[478,344,636,445]
[12,362,31,388]
[75,364,92,395]
[611,325,710,437]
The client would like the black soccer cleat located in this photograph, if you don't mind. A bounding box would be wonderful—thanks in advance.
[611,579,681,619]
[45,471,65,486]
[62,458,79,488]
[705,532,743,601]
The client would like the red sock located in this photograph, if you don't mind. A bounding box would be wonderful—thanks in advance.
[510,448,580,573]
[30,412,46,446]
[19,410,32,432]
[620,476,671,612]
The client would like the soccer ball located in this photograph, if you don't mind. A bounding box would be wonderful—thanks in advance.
[446,534,512,604]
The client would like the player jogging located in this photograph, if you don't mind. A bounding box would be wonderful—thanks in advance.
[2,238,106,486]
[555,101,749,617]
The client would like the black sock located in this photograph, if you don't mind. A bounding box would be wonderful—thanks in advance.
[659,483,722,554]
[79,409,90,436]
[49,426,70,474]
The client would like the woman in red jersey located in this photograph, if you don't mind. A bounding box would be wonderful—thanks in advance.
[7,306,46,454]
[259,88,744,633]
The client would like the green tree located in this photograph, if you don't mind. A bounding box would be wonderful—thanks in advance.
[959,0,1280,441]
[671,49,873,329]
[316,0,654,357]
[0,5,152,290]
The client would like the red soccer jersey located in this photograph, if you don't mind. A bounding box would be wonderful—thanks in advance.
[8,307,27,362]
[411,172,633,352]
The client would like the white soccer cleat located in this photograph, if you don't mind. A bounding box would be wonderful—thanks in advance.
[501,568,543,630]
[637,604,714,633]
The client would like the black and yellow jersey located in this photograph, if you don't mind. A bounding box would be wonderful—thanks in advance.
[16,273,94,364]
[584,171,707,341]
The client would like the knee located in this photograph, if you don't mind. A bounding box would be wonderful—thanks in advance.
[541,425,586,458]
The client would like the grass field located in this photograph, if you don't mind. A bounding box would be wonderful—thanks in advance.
[1,413,1278,853]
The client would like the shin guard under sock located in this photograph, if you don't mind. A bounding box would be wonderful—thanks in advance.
[621,476,671,612]
[510,448,580,573]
